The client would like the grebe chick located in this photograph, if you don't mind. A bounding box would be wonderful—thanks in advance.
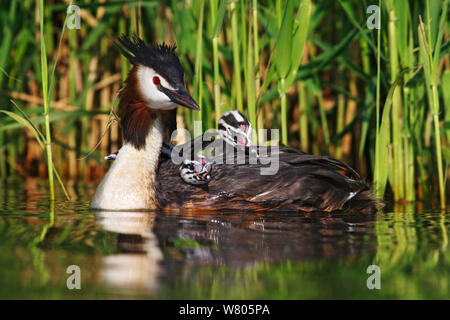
[179,156,212,186]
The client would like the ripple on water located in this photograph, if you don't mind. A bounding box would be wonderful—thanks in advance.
[0,179,449,299]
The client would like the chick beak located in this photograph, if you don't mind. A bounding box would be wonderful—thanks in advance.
[199,163,212,180]
[237,134,253,148]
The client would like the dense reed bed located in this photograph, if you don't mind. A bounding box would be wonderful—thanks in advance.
[0,0,448,207]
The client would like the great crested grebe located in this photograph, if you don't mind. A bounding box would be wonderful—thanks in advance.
[91,35,379,213]
[91,36,199,210]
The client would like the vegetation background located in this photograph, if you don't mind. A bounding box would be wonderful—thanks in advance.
[0,0,448,207]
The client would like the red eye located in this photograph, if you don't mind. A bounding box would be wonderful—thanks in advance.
[153,76,161,86]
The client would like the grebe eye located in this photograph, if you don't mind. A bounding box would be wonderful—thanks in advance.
[153,76,161,86]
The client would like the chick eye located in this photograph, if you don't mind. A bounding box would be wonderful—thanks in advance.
[153,76,161,86]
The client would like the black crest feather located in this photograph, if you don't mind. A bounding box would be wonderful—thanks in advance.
[115,35,185,89]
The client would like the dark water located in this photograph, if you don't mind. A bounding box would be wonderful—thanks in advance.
[0,177,449,299]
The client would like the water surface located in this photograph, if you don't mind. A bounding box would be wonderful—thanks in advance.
[0,178,448,299]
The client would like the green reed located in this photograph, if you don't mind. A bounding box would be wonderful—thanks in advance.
[39,0,55,200]
[230,0,244,114]
[210,0,226,126]
[418,0,448,208]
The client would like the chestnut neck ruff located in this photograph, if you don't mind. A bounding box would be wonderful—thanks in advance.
[119,67,153,150]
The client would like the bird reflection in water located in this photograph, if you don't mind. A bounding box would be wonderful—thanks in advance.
[93,209,377,293]
[94,211,162,294]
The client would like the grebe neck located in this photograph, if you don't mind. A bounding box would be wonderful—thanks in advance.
[90,115,165,211]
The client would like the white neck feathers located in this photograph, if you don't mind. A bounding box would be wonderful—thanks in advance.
[90,116,164,210]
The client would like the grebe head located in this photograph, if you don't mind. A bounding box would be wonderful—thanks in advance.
[218,110,253,149]
[116,35,199,111]
[179,156,212,186]
[116,35,199,149]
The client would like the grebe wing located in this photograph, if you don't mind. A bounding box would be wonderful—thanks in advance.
[278,152,360,179]
[156,147,373,212]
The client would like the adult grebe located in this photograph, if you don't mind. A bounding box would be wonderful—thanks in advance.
[90,36,199,210]
[91,36,379,213]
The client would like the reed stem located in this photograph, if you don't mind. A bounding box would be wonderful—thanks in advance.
[0,132,5,179]
[431,84,445,208]
[298,81,308,151]
[230,1,243,113]
[39,0,54,201]
[374,0,383,197]
[211,0,221,126]
[387,4,404,200]
[193,0,205,130]
[280,77,288,145]
[246,20,256,142]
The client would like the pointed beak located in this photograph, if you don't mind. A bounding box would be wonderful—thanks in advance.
[237,133,253,148]
[237,132,258,157]
[198,163,212,181]
[159,86,200,110]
